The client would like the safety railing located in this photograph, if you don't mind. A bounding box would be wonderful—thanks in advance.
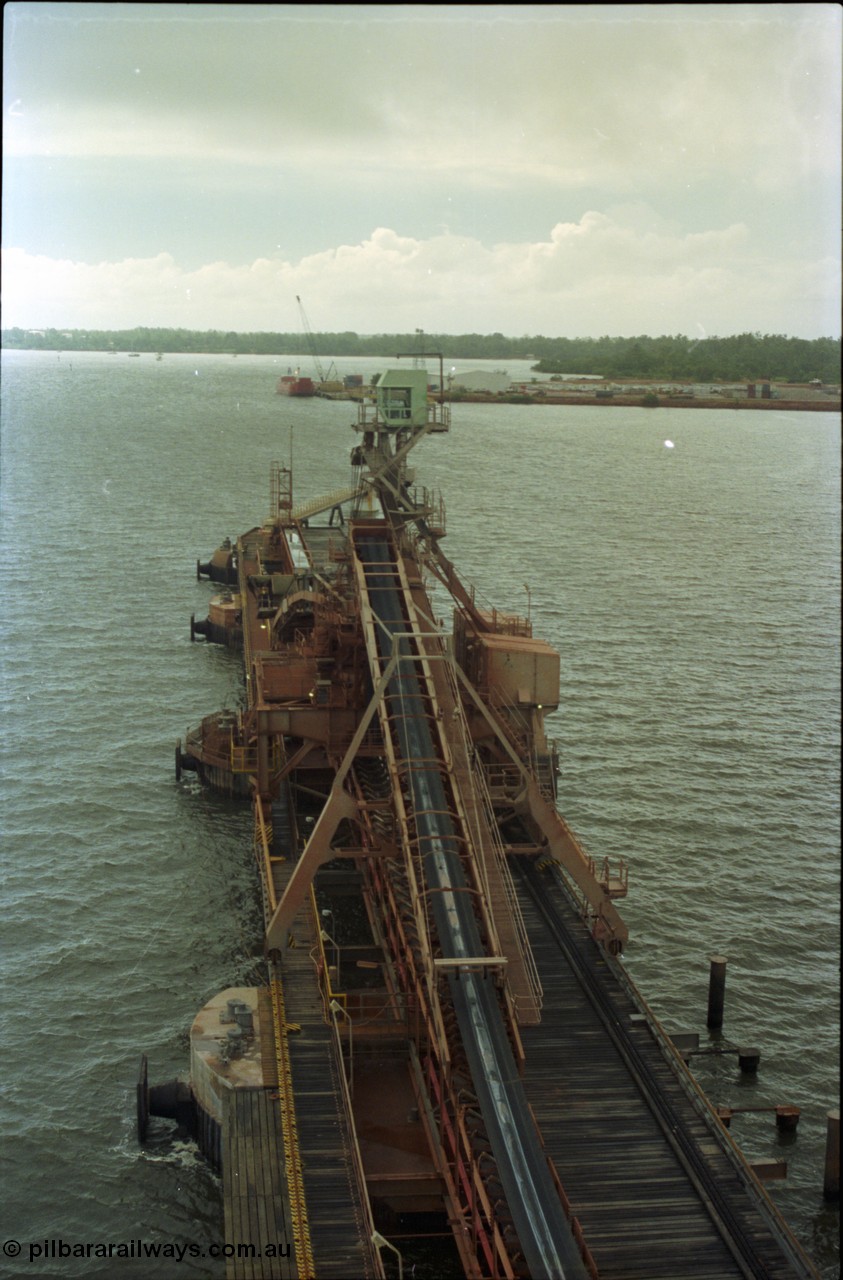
[230,736,282,774]
[354,400,451,433]
[441,654,543,1018]
[267,967,316,1279]
[254,795,277,916]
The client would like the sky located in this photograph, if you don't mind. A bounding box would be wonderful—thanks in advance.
[2,3,841,338]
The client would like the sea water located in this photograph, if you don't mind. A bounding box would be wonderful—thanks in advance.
[1,350,839,1277]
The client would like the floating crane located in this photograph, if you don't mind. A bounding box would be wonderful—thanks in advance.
[296,295,336,386]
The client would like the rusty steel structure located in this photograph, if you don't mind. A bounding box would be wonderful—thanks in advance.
[151,363,819,1280]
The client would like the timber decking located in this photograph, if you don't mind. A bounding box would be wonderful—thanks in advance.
[222,1089,294,1280]
[516,862,816,1280]
[221,913,378,1279]
[275,865,379,1280]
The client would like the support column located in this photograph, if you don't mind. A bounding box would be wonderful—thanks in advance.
[707,955,728,1029]
[824,1108,840,1201]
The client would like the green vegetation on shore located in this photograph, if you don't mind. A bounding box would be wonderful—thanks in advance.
[1,327,838,383]
[531,333,839,384]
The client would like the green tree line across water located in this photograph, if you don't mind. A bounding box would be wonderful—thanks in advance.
[2,327,839,383]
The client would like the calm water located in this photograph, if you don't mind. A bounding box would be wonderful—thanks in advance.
[1,350,839,1278]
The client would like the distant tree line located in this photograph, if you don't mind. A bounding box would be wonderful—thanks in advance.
[531,333,840,383]
[1,326,838,382]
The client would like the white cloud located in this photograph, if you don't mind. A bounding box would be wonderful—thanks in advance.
[3,212,839,338]
[3,4,839,332]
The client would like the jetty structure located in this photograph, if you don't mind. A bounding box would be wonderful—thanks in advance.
[142,359,820,1279]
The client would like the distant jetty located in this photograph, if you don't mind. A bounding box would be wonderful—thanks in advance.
[448,379,840,412]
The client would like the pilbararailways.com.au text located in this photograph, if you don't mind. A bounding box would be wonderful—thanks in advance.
[3,1238,291,1264]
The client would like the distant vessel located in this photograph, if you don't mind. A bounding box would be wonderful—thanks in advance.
[276,371,315,397]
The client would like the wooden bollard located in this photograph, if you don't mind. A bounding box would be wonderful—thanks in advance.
[775,1105,800,1132]
[824,1108,840,1201]
[738,1047,761,1073]
[707,955,727,1029]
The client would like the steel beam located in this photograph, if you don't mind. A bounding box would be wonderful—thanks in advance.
[264,651,402,949]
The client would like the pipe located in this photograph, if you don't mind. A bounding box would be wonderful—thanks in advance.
[824,1108,840,1200]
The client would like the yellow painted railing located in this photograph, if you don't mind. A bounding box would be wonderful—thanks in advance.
[253,797,277,915]
[230,738,282,774]
[268,970,316,1279]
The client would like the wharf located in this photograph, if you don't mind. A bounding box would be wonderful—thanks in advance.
[215,863,817,1280]
[452,392,841,411]
[207,866,816,1280]
[167,364,823,1280]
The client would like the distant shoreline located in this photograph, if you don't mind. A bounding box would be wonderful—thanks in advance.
[2,329,839,388]
[4,346,837,412]
[453,392,840,412]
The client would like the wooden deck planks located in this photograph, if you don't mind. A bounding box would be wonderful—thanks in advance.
[517,870,811,1279]
[273,874,379,1280]
[223,1089,294,1280]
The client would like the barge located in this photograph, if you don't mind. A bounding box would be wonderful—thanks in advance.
[141,358,819,1280]
[276,372,315,397]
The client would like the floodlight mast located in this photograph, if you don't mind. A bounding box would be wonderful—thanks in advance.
[396,350,446,404]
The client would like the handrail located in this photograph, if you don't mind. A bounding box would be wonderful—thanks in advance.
[254,795,277,914]
[543,862,819,1278]
[291,483,366,523]
[268,967,316,1279]
[308,889,384,1279]
[441,655,543,1016]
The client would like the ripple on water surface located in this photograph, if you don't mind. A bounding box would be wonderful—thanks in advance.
[1,355,838,1277]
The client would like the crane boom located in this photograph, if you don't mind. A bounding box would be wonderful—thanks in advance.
[296,295,327,384]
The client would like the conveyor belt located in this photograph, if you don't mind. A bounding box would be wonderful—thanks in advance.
[355,530,588,1280]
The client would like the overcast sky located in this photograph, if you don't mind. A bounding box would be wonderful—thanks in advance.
[3,3,840,337]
